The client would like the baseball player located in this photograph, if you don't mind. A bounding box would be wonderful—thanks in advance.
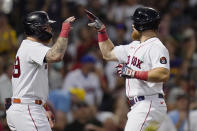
[85,7,170,131]
[6,11,75,131]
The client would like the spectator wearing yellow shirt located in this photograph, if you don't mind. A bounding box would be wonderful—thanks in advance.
[0,12,18,59]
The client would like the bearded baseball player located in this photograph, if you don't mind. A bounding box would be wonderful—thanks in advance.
[6,11,75,131]
[85,7,170,131]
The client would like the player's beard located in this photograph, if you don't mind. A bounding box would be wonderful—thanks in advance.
[37,30,53,44]
[43,38,52,45]
[131,28,141,41]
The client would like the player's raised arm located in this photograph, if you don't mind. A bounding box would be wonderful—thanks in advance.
[84,9,118,61]
[45,16,75,63]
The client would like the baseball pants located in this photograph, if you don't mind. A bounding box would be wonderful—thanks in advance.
[124,95,167,131]
[6,103,51,131]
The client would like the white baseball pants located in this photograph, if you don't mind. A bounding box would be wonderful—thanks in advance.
[124,95,167,131]
[6,103,51,131]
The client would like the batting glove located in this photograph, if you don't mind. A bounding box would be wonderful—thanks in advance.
[59,16,75,38]
[116,64,135,79]
[84,9,104,30]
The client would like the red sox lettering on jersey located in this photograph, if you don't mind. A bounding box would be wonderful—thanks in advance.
[131,56,143,69]
[126,55,143,69]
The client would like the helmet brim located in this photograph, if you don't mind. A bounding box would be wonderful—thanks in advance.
[130,16,134,20]
[48,19,56,24]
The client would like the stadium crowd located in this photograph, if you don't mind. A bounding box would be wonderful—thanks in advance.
[0,0,197,130]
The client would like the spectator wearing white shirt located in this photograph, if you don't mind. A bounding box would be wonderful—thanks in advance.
[62,55,102,106]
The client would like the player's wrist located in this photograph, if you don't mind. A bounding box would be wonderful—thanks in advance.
[59,22,71,38]
[44,104,50,111]
[130,70,136,78]
[134,71,148,81]
[98,27,108,42]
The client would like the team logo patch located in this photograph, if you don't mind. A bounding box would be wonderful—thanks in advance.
[160,57,167,64]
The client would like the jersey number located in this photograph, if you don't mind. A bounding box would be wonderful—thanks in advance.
[13,56,21,78]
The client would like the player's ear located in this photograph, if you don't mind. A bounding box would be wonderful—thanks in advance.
[132,24,134,29]
[131,28,140,41]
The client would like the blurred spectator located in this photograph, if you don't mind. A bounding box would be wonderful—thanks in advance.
[159,105,197,131]
[124,0,142,41]
[0,12,18,59]
[158,115,177,131]
[159,13,171,39]
[0,122,3,131]
[76,26,98,61]
[49,62,64,90]
[62,54,102,106]
[49,90,71,114]
[107,0,126,24]
[43,0,61,21]
[88,0,106,19]
[154,0,168,13]
[114,23,128,45]
[189,0,197,7]
[169,1,192,40]
[53,111,67,131]
[168,94,189,131]
[164,36,181,78]
[184,109,197,131]
[48,87,86,113]
[113,95,128,131]
[180,28,196,77]
[167,76,189,110]
[64,101,102,131]
[99,65,125,112]
[0,57,12,105]
[104,61,119,90]
[67,0,88,6]
[0,0,13,14]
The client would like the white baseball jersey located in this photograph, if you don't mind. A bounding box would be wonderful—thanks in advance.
[113,37,170,97]
[12,39,50,102]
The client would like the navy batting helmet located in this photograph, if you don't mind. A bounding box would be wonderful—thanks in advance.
[131,7,161,32]
[23,11,56,42]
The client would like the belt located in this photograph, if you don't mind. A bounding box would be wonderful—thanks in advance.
[128,94,164,107]
[12,98,43,105]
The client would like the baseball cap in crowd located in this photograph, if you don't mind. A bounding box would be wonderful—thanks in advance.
[69,87,86,101]
[116,23,127,31]
[80,54,96,64]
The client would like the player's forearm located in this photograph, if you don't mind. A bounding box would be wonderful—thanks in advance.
[45,37,68,62]
[132,68,169,82]
[45,18,75,63]
[118,65,169,82]
[84,10,118,61]
[99,39,115,60]
[97,28,118,61]
[147,68,170,82]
